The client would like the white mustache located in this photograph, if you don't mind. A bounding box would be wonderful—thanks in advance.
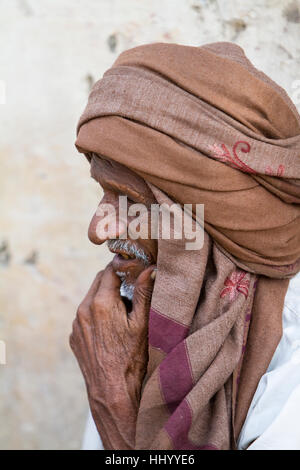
[107,239,150,266]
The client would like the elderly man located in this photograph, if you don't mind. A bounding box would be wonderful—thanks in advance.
[70,42,300,450]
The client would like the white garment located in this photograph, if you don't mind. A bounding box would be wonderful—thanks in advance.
[238,270,300,450]
[82,271,300,450]
[82,409,104,450]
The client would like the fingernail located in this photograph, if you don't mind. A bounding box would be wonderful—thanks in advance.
[150,268,157,280]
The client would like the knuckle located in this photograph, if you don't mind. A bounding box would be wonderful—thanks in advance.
[69,332,75,350]
[71,318,79,336]
[91,296,106,313]
[136,285,153,302]
[96,270,104,280]
[69,320,82,353]
[76,304,89,322]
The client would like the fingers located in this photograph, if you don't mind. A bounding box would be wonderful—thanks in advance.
[75,270,104,331]
[94,263,121,299]
[91,263,126,322]
[71,270,104,359]
[80,270,104,309]
[130,265,156,326]
[93,263,121,308]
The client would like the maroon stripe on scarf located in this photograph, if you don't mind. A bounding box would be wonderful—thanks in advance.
[159,341,193,414]
[164,399,218,450]
[159,339,219,450]
[149,307,189,353]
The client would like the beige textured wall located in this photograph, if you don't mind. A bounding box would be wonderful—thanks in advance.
[0,0,299,450]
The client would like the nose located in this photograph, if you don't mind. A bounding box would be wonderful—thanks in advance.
[88,193,127,245]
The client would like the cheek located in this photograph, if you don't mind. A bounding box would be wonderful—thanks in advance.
[127,206,153,239]
[139,238,157,265]
[126,204,157,260]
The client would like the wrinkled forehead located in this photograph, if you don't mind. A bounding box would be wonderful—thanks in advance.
[90,153,156,205]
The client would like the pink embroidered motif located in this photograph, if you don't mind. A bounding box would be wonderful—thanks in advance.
[265,164,285,177]
[209,141,256,174]
[220,270,250,301]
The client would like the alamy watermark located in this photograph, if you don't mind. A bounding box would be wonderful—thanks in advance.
[95,196,204,250]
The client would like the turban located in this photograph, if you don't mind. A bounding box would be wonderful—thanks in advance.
[75,42,300,449]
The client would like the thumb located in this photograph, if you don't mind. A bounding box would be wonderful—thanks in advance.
[130,265,157,324]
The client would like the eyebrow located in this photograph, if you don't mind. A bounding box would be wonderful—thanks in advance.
[90,166,148,205]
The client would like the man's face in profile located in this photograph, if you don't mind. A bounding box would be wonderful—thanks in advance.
[88,154,157,300]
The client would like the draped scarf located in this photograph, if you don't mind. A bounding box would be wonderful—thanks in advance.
[75,42,300,449]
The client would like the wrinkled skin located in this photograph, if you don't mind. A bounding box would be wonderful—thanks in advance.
[70,154,158,449]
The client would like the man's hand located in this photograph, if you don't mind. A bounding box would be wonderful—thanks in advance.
[69,263,156,449]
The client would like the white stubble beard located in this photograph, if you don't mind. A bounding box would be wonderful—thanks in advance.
[107,239,151,301]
